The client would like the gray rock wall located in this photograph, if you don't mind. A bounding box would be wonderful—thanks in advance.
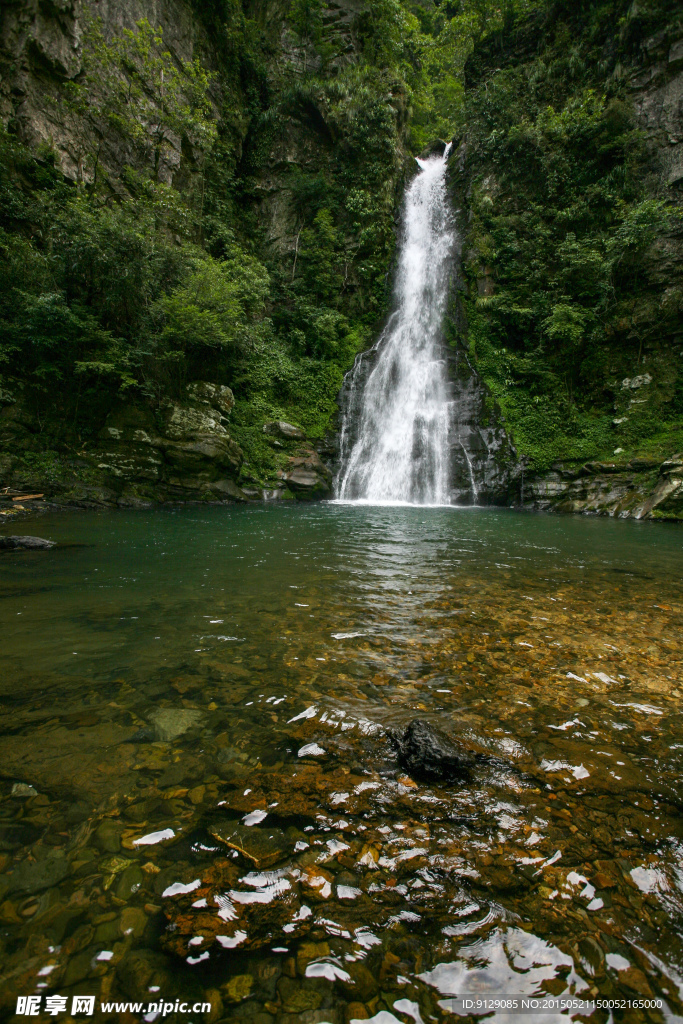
[0,382,248,507]
[445,345,518,506]
[526,455,683,521]
[630,14,683,191]
[0,0,208,186]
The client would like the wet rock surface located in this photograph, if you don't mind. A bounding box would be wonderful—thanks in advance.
[263,421,306,441]
[149,708,204,742]
[444,347,519,507]
[388,719,476,781]
[0,535,55,550]
[2,387,334,508]
[1,503,683,1021]
[1,381,249,509]
[527,452,683,520]
[209,822,295,869]
[281,449,333,500]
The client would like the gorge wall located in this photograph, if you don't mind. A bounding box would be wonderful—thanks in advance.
[452,0,683,519]
[1,0,682,518]
[0,0,413,507]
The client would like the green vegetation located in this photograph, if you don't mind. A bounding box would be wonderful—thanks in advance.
[0,3,416,485]
[1,0,681,490]
[400,0,544,150]
[452,0,683,470]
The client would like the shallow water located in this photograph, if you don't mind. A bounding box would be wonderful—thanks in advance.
[1,504,682,1023]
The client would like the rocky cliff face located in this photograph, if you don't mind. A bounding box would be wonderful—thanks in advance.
[455,2,683,521]
[95,382,245,506]
[523,10,683,521]
[630,15,683,192]
[1,0,206,185]
[0,381,244,507]
[526,454,683,521]
[0,380,335,507]
[445,345,518,506]
[0,0,409,508]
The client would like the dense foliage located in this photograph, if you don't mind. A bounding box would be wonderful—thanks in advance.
[454,0,683,469]
[1,0,681,487]
[0,1,419,483]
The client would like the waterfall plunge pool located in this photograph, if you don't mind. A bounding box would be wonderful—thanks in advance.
[1,502,682,1021]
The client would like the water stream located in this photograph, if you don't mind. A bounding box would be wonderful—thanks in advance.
[1,505,682,1021]
[459,441,479,505]
[337,147,454,505]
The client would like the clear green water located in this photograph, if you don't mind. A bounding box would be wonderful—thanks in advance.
[1,504,683,1023]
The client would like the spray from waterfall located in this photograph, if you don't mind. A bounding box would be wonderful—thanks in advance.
[336,145,454,505]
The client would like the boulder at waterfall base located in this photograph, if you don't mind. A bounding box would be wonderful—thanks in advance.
[280,450,333,500]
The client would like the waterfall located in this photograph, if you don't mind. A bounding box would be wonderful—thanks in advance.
[336,146,454,506]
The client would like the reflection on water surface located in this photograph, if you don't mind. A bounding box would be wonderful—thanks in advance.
[0,504,682,1022]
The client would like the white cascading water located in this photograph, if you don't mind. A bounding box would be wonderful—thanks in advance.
[336,146,454,505]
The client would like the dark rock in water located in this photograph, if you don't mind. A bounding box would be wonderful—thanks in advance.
[388,719,476,781]
[0,535,55,551]
[130,727,155,744]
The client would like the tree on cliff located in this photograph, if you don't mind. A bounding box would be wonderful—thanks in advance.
[63,17,217,187]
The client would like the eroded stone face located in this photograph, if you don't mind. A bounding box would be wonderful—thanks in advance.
[163,405,228,441]
[0,0,201,185]
[0,378,336,506]
[185,382,234,415]
[69,383,245,504]
[161,436,242,474]
[282,449,333,500]
[526,454,683,520]
[263,420,306,440]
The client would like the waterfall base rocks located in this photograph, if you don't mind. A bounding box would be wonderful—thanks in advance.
[446,348,518,506]
[526,455,683,521]
[280,449,333,500]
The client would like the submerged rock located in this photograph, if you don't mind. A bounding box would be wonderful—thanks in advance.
[388,719,476,782]
[210,821,293,868]
[0,535,55,550]
[7,848,69,895]
[10,782,38,797]
[149,708,203,742]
